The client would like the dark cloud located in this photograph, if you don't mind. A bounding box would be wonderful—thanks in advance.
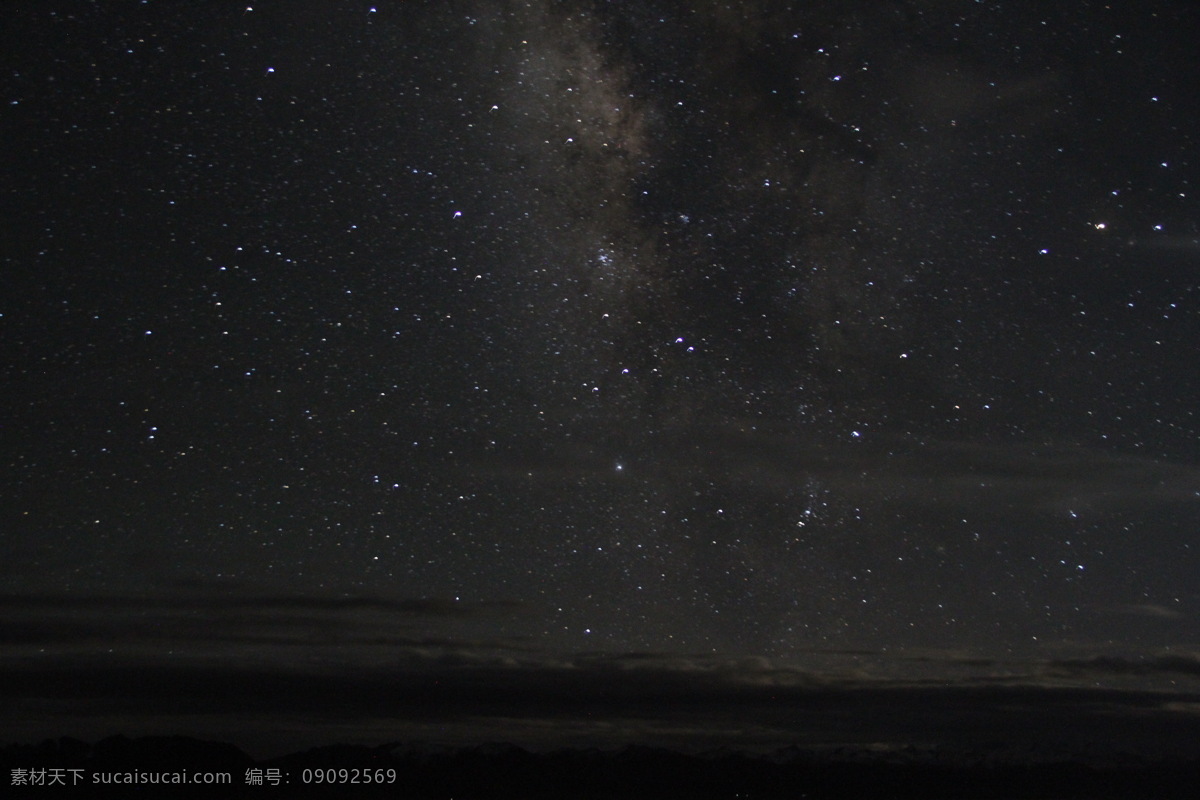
[1111,603,1188,620]
[463,419,1200,517]
[5,589,1200,756]
[0,592,527,616]
[1049,654,1200,679]
[5,649,1200,758]
[0,592,535,654]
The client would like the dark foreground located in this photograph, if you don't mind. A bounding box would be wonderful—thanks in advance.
[3,736,1198,799]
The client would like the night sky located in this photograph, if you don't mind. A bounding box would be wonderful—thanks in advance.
[3,0,1200,756]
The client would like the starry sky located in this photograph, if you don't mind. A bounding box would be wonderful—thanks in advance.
[3,0,1200,755]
